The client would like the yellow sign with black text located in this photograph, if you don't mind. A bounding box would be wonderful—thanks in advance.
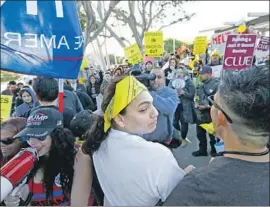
[1,95,13,123]
[144,31,164,57]
[124,44,143,65]
[193,36,208,55]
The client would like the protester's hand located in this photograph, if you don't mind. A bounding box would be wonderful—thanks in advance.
[184,165,196,173]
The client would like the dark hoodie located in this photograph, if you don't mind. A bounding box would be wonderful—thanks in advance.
[13,88,39,117]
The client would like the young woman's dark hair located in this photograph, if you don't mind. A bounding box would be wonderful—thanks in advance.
[27,127,76,205]
[82,72,130,155]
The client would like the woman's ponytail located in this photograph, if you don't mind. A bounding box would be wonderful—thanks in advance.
[82,114,107,155]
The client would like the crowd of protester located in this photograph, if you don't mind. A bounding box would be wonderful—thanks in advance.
[0,53,269,206]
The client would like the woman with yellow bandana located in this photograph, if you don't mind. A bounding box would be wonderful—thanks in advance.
[76,73,185,206]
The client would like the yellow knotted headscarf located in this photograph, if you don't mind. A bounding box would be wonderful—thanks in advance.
[104,76,147,132]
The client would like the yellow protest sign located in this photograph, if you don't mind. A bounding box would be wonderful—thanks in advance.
[124,43,143,65]
[144,31,164,57]
[1,95,13,123]
[193,36,208,55]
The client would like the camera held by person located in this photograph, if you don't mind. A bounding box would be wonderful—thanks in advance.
[130,64,156,88]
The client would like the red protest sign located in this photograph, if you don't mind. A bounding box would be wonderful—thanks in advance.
[223,34,257,70]
[211,31,233,55]
[212,31,232,45]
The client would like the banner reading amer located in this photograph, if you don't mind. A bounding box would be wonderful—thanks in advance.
[144,31,164,57]
[124,44,143,65]
[0,0,84,79]
[0,95,13,123]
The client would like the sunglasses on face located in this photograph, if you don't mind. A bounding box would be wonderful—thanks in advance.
[208,95,233,123]
[0,137,15,145]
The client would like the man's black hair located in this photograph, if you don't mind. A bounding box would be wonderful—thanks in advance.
[219,65,269,133]
[33,77,58,102]
[9,80,16,85]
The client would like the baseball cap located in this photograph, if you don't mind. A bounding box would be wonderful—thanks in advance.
[14,108,63,141]
[70,110,94,138]
[199,66,212,74]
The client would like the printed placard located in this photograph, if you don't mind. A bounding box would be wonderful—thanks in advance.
[223,34,257,70]
[144,31,164,57]
[124,44,143,65]
[1,95,13,122]
[193,36,208,55]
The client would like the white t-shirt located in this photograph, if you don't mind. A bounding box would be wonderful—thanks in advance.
[93,129,186,206]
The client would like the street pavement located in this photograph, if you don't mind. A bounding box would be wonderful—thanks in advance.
[172,124,212,169]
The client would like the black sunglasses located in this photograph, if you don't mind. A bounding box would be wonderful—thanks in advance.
[208,95,233,123]
[0,137,15,145]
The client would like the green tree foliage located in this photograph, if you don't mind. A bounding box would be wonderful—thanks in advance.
[164,39,184,54]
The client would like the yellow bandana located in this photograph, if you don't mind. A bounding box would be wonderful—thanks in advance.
[104,76,147,132]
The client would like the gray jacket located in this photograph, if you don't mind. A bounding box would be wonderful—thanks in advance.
[179,78,196,124]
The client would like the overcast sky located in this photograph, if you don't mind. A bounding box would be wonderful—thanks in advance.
[88,1,269,57]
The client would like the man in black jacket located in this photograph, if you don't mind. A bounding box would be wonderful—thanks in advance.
[193,66,220,157]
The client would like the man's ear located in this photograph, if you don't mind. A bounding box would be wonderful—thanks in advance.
[217,110,227,126]
[113,115,125,129]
